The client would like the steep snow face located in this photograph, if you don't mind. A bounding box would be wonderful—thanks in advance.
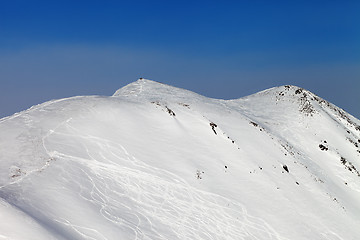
[0,79,360,240]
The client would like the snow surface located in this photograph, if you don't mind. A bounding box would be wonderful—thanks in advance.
[0,79,360,239]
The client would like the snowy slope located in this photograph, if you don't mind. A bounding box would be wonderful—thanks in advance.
[0,79,359,240]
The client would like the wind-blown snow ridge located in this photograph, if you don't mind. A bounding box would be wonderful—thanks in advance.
[0,80,359,240]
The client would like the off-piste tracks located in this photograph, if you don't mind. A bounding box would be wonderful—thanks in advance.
[43,119,284,240]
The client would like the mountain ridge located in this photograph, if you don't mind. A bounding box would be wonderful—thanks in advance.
[0,79,359,239]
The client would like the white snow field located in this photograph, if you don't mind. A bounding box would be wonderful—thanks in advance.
[0,79,360,240]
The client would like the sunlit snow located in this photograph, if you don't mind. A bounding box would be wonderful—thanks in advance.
[0,79,359,239]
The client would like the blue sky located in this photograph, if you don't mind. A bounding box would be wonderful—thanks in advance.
[0,1,359,118]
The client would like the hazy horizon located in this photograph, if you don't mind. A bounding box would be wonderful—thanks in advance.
[1,1,359,119]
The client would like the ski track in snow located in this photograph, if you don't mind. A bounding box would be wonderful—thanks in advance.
[54,218,109,240]
[41,120,285,240]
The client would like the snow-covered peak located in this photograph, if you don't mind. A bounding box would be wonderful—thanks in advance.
[1,80,360,239]
[235,85,320,115]
[112,78,154,96]
[235,84,359,124]
[113,78,204,102]
[241,85,317,102]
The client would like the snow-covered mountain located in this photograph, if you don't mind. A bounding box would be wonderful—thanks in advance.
[0,79,359,240]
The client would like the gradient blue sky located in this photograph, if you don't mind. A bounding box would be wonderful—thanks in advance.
[1,1,359,118]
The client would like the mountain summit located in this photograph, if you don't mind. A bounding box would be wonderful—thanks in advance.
[0,80,359,239]
[113,78,205,102]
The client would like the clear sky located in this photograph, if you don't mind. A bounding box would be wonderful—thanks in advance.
[0,1,359,119]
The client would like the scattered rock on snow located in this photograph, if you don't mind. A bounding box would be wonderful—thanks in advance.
[319,144,328,151]
[210,122,217,135]
[165,106,175,116]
